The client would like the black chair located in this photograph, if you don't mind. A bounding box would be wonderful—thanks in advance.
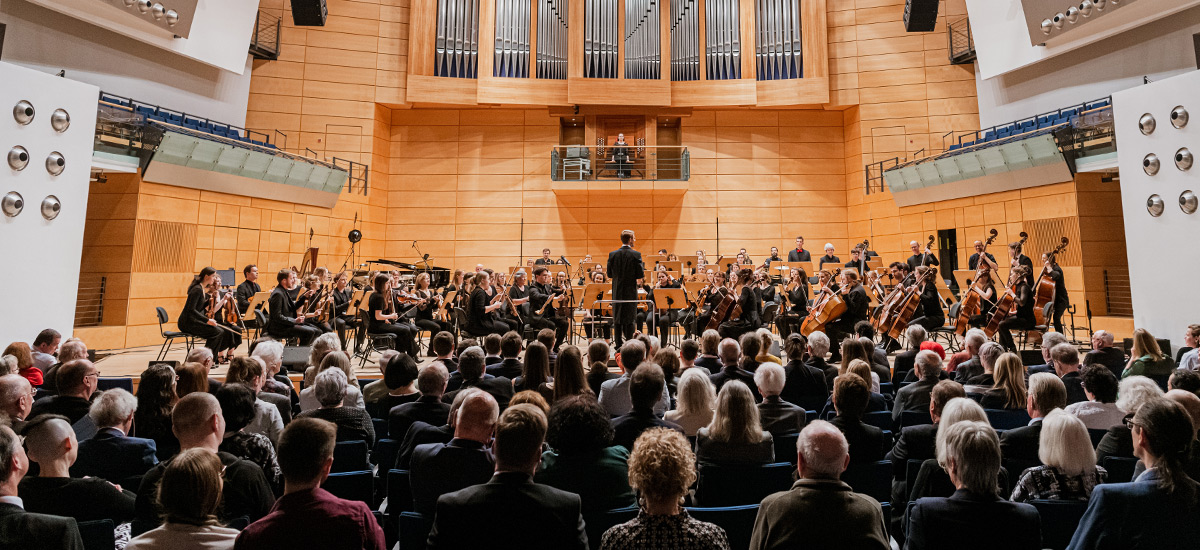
[878,382,895,396]
[155,306,194,361]
[323,470,375,505]
[397,511,434,550]
[985,408,1032,430]
[584,506,638,550]
[694,462,794,507]
[1087,428,1107,448]
[772,433,800,464]
[372,418,389,440]
[1101,456,1139,483]
[332,440,370,472]
[76,519,115,550]
[386,469,414,517]
[842,460,892,503]
[687,504,761,550]
[1029,499,1089,550]
[96,377,134,393]
[358,323,397,368]
[862,411,894,431]
[900,410,933,427]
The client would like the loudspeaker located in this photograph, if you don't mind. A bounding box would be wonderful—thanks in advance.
[903,0,938,32]
[282,345,312,372]
[1194,32,1200,70]
[290,0,328,26]
[0,24,7,60]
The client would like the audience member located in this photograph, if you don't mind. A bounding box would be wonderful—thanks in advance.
[611,363,683,451]
[19,415,136,524]
[894,350,943,422]
[28,359,97,423]
[0,374,34,428]
[887,380,965,534]
[665,368,716,436]
[586,340,617,396]
[127,448,240,550]
[410,391,498,516]
[678,338,700,372]
[1169,368,1200,394]
[301,333,355,387]
[360,349,400,409]
[1068,398,1200,549]
[3,342,42,388]
[72,389,158,482]
[696,380,774,465]
[214,384,282,494]
[0,423,85,549]
[225,357,285,445]
[836,338,873,381]
[779,333,828,411]
[39,338,87,394]
[963,341,1004,390]
[820,360,888,418]
[1000,372,1066,464]
[395,388,479,469]
[749,420,888,549]
[389,362,450,439]
[1096,376,1163,462]
[906,420,1041,550]
[894,325,927,380]
[979,352,1028,410]
[601,428,730,550]
[952,330,987,384]
[442,346,514,409]
[1051,343,1087,405]
[184,348,222,394]
[296,369,374,445]
[482,333,502,366]
[513,341,553,402]
[30,329,61,372]
[807,331,838,390]
[694,330,723,374]
[1179,324,1200,371]
[175,362,211,398]
[485,331,524,380]
[1123,328,1176,380]
[250,340,296,408]
[653,348,681,398]
[373,352,421,417]
[757,328,782,365]
[907,398,991,506]
[1083,330,1126,379]
[550,345,590,402]
[599,341,668,416]
[427,404,588,549]
[1011,409,1107,501]
[298,352,364,412]
[135,364,181,460]
[754,362,805,437]
[854,322,889,373]
[1028,332,1069,374]
[428,331,459,373]
[736,334,762,376]
[708,337,757,399]
[1064,365,1125,430]
[537,395,635,514]
[829,373,884,466]
[234,418,385,550]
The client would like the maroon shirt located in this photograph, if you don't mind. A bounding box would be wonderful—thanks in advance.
[234,488,385,550]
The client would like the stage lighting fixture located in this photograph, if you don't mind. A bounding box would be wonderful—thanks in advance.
[1143,153,1160,175]
[45,152,65,176]
[7,146,28,171]
[50,108,70,132]
[40,195,61,220]
[13,100,33,125]
[2,192,22,217]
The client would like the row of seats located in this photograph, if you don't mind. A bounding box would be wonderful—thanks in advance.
[101,93,277,149]
[948,98,1111,152]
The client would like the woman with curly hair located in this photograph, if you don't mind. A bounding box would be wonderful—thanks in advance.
[600,427,730,549]
[136,363,181,460]
[535,394,635,514]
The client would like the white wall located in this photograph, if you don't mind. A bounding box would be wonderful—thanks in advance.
[1112,70,1200,353]
[0,62,98,344]
[0,0,253,126]
[974,8,1200,129]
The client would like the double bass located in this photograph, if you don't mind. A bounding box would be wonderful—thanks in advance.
[984,268,1022,338]
[955,228,999,335]
[884,267,939,339]
[1033,237,1069,325]
[800,269,846,337]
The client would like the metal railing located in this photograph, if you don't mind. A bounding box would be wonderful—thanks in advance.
[333,158,370,194]
[948,17,975,65]
[74,275,106,328]
[1103,268,1133,317]
[250,10,282,60]
[550,145,690,181]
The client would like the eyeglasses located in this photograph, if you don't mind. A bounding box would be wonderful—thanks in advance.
[85,371,100,378]
[1123,416,1140,431]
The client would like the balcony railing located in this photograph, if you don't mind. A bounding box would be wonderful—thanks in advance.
[550,145,690,181]
[250,10,282,60]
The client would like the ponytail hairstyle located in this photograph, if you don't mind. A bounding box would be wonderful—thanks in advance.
[190,267,217,291]
[1132,397,1197,497]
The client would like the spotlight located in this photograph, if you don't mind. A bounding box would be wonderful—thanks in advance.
[45,152,65,176]
[1171,105,1189,129]
[1181,191,1198,215]
[50,109,70,133]
[348,229,363,243]
[165,9,179,25]
[1176,148,1193,171]
[1143,153,1160,176]
[1041,19,1053,34]
[7,146,29,171]
[13,100,34,125]
[1066,7,1079,23]
[40,196,61,220]
[1079,0,1093,17]
[1052,13,1065,28]
[137,0,152,13]
[1147,194,1165,217]
[152,3,165,19]
[1,192,23,217]
[1138,113,1156,135]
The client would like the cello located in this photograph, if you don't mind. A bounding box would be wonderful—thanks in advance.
[800,269,846,337]
[705,267,744,331]
[984,266,1024,338]
[955,228,999,335]
[884,267,938,339]
[1033,237,1069,325]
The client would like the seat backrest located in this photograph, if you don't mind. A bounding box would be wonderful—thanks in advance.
[387,469,414,515]
[76,519,115,550]
[373,438,401,472]
[1100,456,1139,484]
[695,462,794,507]
[985,408,1032,430]
[772,433,800,464]
[97,377,134,393]
[900,410,933,427]
[1030,499,1089,550]
[322,470,374,505]
[841,459,892,503]
[398,511,434,550]
[584,506,638,549]
[862,411,894,431]
[156,306,168,326]
[332,440,370,472]
[1087,429,1107,449]
[686,504,761,550]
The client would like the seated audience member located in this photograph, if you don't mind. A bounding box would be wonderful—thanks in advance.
[30,329,61,372]
[482,333,502,366]
[1096,376,1163,462]
[485,332,525,381]
[979,352,1028,410]
[389,362,451,439]
[72,389,158,482]
[549,345,590,402]
[586,340,617,396]
[893,325,927,380]
[215,384,282,494]
[1064,365,1126,430]
[0,374,34,428]
[1050,343,1087,405]
[665,368,716,436]
[1011,409,1107,502]
[952,330,988,384]
[678,338,700,372]
[39,338,88,395]
[127,448,240,550]
[963,342,1004,390]
[395,388,478,469]
[442,346,514,409]
[807,332,839,390]
[1068,398,1200,549]
[908,397,991,505]
[427,404,588,549]
[134,393,275,535]
[757,329,782,365]
[298,352,364,412]
[0,424,85,549]
[829,373,885,466]
[135,364,181,460]
[779,333,829,412]
[410,391,498,516]
[301,333,356,388]
[1027,332,1068,375]
[1000,372,1067,464]
[250,340,296,403]
[755,362,805,437]
[371,352,420,416]
[612,364,683,451]
[1179,324,1200,371]
[694,330,724,375]
[234,418,385,550]
[906,420,1041,550]
[894,350,943,422]
[854,323,888,373]
[19,415,136,524]
[537,395,636,514]
[819,360,889,419]
[184,348,222,394]
[749,420,889,549]
[1083,330,1126,379]
[513,390,550,414]
[296,369,374,446]
[695,381,774,465]
[4,342,42,388]
[28,359,98,423]
[708,338,758,399]
[225,357,284,445]
[1169,369,1200,394]
[427,331,459,373]
[887,380,965,534]
[653,348,681,398]
[599,341,670,417]
[512,342,553,402]
[1123,328,1177,379]
[601,428,730,550]
[175,362,212,398]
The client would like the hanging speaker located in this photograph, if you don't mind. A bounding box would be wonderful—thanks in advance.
[904,0,938,32]
[0,23,6,60]
[348,229,362,243]
[290,0,328,26]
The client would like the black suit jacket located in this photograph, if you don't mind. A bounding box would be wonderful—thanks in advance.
[694,356,722,375]
[427,472,588,550]
[1083,347,1126,380]
[133,451,274,536]
[0,503,84,550]
[28,395,92,425]
[70,427,159,483]
[780,359,829,412]
[999,420,1043,464]
[887,423,937,479]
[267,285,301,335]
[442,375,513,410]
[606,245,644,302]
[486,358,523,380]
[758,396,807,436]
[396,421,455,469]
[388,396,451,443]
[894,350,919,380]
[1061,370,1087,405]
[409,438,496,516]
[709,365,760,401]
[611,409,684,451]
[893,378,937,422]
[787,248,811,262]
[830,416,884,465]
[906,489,1040,550]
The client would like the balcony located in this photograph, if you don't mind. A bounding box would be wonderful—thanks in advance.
[550,145,690,194]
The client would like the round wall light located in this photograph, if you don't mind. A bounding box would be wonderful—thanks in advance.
[40,195,61,220]
[1147,194,1165,217]
[2,192,23,217]
[1139,113,1156,135]
[45,152,65,176]
[7,146,29,171]
[1143,153,1160,176]
[1171,105,1189,129]
[13,101,34,125]
[1180,190,1198,215]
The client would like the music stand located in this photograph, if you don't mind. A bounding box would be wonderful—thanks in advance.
[677,256,699,273]
[243,291,271,321]
[718,257,739,271]
[346,289,372,317]
[580,283,613,312]
[653,288,689,347]
[656,260,682,274]
[778,261,813,276]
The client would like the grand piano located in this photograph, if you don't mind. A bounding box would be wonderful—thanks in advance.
[366,258,451,288]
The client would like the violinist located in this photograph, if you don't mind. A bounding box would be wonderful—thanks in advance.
[179,267,237,359]
[776,268,810,337]
[1009,241,1035,288]
[1040,252,1069,334]
[906,265,945,332]
[413,272,452,336]
[755,269,776,306]
[906,240,940,270]
[235,264,260,314]
[299,274,334,334]
[467,270,513,336]
[718,268,762,340]
[583,271,610,339]
[692,271,727,338]
[443,269,467,307]
[824,270,868,362]
[207,274,243,359]
[367,272,417,356]
[996,265,1035,352]
[968,240,999,271]
[267,268,322,345]
[966,269,997,328]
[329,271,358,351]
[527,267,569,350]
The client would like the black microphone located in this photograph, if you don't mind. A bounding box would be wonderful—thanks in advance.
[560,255,571,266]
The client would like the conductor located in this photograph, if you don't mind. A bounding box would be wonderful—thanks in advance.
[607,229,644,346]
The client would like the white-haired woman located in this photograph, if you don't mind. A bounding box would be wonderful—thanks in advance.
[1011,409,1107,502]
[1096,375,1164,462]
[694,381,774,465]
[908,397,991,503]
[296,368,375,446]
[299,352,365,412]
[302,332,357,387]
[665,368,715,436]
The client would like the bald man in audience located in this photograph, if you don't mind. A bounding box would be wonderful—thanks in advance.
[0,423,85,549]
[18,415,136,526]
[0,374,34,428]
[28,360,98,424]
[749,420,889,549]
[410,391,499,516]
[1083,330,1125,380]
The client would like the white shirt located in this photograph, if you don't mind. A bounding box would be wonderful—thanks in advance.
[31,351,55,371]
[127,523,240,550]
[597,373,670,417]
[1064,400,1127,430]
[0,495,23,508]
[244,398,285,445]
[1182,349,1199,371]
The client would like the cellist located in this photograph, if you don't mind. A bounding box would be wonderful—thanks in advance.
[825,270,868,362]
[965,269,997,328]
[776,268,810,337]
[717,268,761,340]
[996,265,1036,352]
[905,265,945,332]
[1040,252,1069,334]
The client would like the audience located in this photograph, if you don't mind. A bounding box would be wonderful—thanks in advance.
[512,341,553,402]
[184,348,222,394]
[979,352,1028,410]
[234,418,385,549]
[389,362,450,439]
[224,357,285,445]
[127,448,240,550]
[894,325,927,380]
[427,404,588,549]
[665,368,716,436]
[749,420,889,549]
[1123,328,1176,381]
[299,352,364,412]
[442,346,514,409]
[1011,409,1107,501]
[1000,372,1067,464]
[908,397,990,503]
[428,332,458,373]
[30,329,61,372]
[0,374,34,427]
[963,341,1003,390]
[601,428,730,549]
[738,332,764,375]
[249,340,295,407]
[536,395,635,514]
[550,345,590,401]
[373,352,421,416]
[807,331,838,390]
[1028,332,1069,374]
[829,373,884,466]
[779,333,828,412]
[28,359,98,423]
[611,363,683,451]
[951,330,987,383]
[1051,343,1087,405]
[887,380,965,534]
[482,333,502,366]
[599,341,668,417]
[19,414,136,525]
[1169,369,1200,394]
[708,338,757,399]
[296,369,375,446]
[0,423,85,548]
[653,348,681,398]
[754,362,805,437]
[175,362,212,398]
[485,332,524,381]
[72,389,158,483]
[757,328,782,365]
[1064,365,1125,430]
[135,364,181,460]
[410,391,498,516]
[1096,375,1163,462]
[820,360,888,418]
[1180,324,1200,371]
[301,333,355,387]
[4,342,42,388]
[1068,397,1200,549]
[214,384,283,494]
[586,340,616,395]
[694,330,723,374]
[1083,330,1126,379]
[894,350,943,421]
[678,338,700,372]
[696,380,774,465]
[396,388,479,469]
[40,338,88,395]
[906,420,1041,550]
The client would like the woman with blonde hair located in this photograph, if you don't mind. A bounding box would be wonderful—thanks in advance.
[1011,409,1107,501]
[127,448,238,549]
[1123,328,1176,379]
[695,381,774,464]
[980,352,1028,410]
[665,368,716,436]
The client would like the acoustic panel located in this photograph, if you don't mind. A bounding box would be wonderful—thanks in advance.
[903,0,938,32]
[290,0,328,26]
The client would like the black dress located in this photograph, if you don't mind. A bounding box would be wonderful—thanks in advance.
[413,289,452,335]
[177,284,234,353]
[718,286,761,340]
[368,292,416,356]
[467,287,510,336]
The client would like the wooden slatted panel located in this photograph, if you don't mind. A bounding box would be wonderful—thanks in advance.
[133,220,198,273]
[1023,216,1082,266]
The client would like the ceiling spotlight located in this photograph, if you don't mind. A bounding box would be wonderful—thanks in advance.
[45,152,65,176]
[1139,113,1156,135]
[1066,7,1080,22]
[1171,105,1189,129]
[1,192,23,217]
[50,109,70,132]
[1053,13,1065,28]
[152,3,165,19]
[1177,148,1193,171]
[1147,194,1165,217]
[40,196,61,220]
[13,100,34,125]
[1143,153,1160,176]
[7,146,29,171]
[1041,19,1053,34]
[1181,190,1198,215]
[137,0,152,13]
[165,9,179,25]
[1079,0,1093,16]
